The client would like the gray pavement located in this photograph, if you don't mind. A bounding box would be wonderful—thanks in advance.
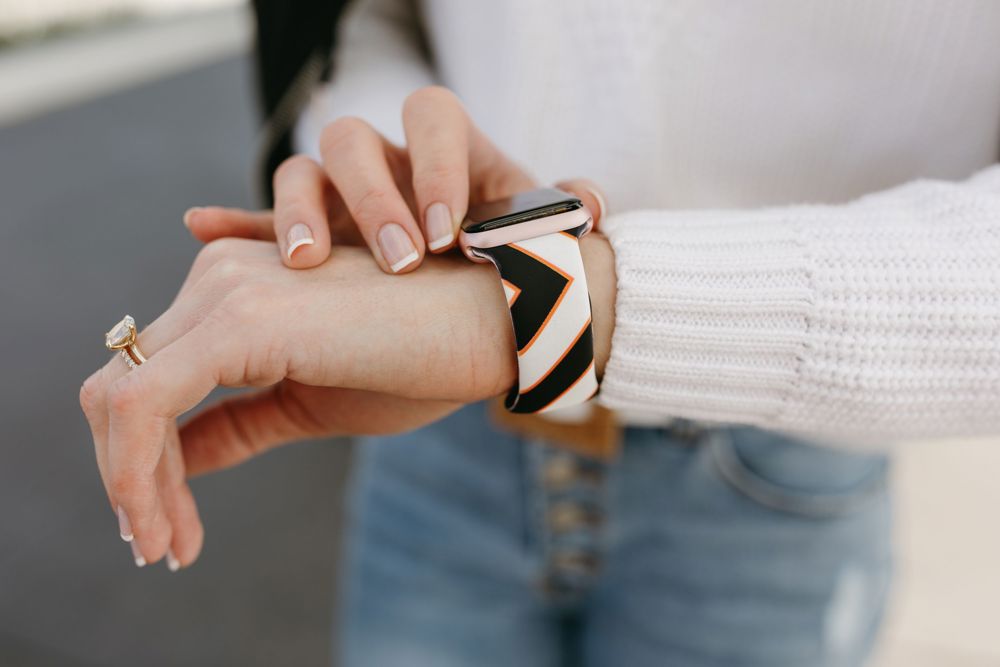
[0,55,349,666]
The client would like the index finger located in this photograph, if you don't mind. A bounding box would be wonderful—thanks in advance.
[184,207,277,243]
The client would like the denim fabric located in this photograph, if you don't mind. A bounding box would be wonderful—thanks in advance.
[338,403,892,667]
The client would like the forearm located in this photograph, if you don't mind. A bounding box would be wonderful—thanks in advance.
[596,164,1000,444]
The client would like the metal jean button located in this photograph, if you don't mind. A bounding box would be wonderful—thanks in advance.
[549,551,600,576]
[547,503,600,533]
[543,456,579,489]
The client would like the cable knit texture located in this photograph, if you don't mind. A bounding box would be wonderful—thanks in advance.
[601,168,1000,441]
[295,0,1000,442]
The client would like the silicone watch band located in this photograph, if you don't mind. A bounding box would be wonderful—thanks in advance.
[473,222,599,414]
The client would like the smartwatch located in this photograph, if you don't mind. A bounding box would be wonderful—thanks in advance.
[459,188,599,414]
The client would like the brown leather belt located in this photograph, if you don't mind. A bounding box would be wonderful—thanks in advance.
[489,399,621,460]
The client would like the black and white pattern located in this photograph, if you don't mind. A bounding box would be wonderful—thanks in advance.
[477,223,598,414]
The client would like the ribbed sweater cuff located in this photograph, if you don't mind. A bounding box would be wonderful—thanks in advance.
[598,167,1000,442]
[599,208,815,426]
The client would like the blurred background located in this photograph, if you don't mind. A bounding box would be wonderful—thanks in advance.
[0,1,998,665]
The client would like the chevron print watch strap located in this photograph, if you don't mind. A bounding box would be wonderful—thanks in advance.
[477,222,599,414]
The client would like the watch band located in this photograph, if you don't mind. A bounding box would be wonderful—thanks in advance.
[474,221,599,414]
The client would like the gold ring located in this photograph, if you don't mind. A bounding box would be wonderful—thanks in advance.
[105,315,147,369]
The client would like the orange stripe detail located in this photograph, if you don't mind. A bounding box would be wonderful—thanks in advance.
[520,319,592,393]
[501,279,522,307]
[537,360,597,413]
[509,242,574,356]
[510,241,574,280]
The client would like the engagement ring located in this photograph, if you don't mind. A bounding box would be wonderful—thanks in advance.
[105,315,147,369]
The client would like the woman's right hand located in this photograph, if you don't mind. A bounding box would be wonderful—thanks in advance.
[183,86,606,273]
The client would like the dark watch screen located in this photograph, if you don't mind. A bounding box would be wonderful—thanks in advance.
[461,188,582,234]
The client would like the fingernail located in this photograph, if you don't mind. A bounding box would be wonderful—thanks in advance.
[377,223,418,273]
[425,202,454,251]
[117,505,133,542]
[166,549,180,572]
[182,207,203,228]
[286,223,315,259]
[130,541,146,568]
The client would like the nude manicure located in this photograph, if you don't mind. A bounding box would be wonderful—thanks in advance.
[130,541,146,568]
[117,505,133,542]
[166,549,181,572]
[377,223,419,272]
[286,223,315,259]
[425,202,454,251]
[182,207,203,228]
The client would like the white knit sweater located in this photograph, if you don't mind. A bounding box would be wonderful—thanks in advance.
[295,0,1000,443]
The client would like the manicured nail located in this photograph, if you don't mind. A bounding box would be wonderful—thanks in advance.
[286,223,315,259]
[182,207,203,228]
[425,202,454,251]
[166,549,180,572]
[130,541,146,568]
[117,505,133,542]
[377,223,418,273]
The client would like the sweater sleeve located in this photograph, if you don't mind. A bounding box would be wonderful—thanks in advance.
[599,165,1000,444]
[293,0,436,157]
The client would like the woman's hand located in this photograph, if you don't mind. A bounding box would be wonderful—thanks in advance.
[80,239,517,569]
[183,86,606,272]
[180,384,460,477]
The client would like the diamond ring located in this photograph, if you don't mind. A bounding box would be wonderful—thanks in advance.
[105,315,148,369]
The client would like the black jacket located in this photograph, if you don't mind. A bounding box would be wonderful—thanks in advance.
[251,0,352,204]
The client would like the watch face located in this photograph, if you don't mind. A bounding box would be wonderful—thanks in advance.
[461,188,582,234]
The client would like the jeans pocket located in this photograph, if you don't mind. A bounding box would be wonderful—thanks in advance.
[707,426,889,519]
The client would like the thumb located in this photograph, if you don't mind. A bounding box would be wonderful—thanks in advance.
[554,178,607,230]
[183,206,277,243]
[180,384,463,477]
[178,384,313,477]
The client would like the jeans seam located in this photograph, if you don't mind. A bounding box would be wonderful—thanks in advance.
[709,430,888,519]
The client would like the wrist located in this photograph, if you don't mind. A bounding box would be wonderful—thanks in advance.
[468,232,617,403]
[580,233,616,379]
[462,257,520,396]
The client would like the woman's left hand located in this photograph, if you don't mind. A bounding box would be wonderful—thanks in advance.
[80,238,519,569]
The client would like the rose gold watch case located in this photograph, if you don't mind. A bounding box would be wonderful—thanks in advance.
[458,207,594,262]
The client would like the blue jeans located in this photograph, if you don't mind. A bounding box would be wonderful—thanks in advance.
[338,403,892,666]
